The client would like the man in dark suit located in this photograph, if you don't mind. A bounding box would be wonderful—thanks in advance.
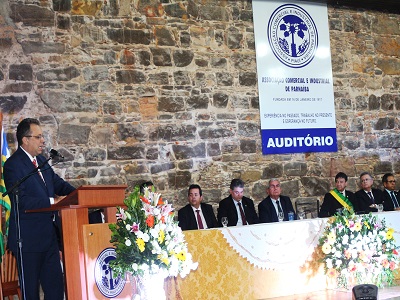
[178,184,218,230]
[382,173,400,211]
[4,118,76,300]
[319,172,356,217]
[355,172,384,213]
[258,178,295,222]
[217,178,258,226]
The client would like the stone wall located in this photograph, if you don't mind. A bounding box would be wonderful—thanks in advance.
[0,0,399,212]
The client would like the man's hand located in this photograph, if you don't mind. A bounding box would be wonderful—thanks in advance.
[54,195,66,204]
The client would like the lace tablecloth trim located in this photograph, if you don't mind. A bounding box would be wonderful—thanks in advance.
[219,219,327,270]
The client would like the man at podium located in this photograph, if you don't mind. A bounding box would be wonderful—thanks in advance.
[4,118,76,300]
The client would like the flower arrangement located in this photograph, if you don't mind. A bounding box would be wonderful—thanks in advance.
[109,185,198,279]
[318,209,399,289]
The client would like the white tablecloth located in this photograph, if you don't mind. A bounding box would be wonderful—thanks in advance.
[219,211,400,271]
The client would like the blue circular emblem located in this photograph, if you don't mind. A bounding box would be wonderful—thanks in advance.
[95,248,125,298]
[268,4,318,68]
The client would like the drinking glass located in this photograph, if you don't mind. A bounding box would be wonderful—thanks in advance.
[278,212,284,222]
[298,211,305,220]
[336,208,344,215]
[377,204,383,212]
[221,217,228,227]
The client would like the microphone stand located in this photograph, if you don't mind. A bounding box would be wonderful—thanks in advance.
[2,155,54,300]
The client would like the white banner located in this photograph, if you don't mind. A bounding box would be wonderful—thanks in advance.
[252,0,337,154]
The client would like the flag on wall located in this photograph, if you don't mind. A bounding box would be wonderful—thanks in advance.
[0,118,11,260]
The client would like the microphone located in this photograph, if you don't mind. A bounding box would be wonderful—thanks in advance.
[50,149,64,159]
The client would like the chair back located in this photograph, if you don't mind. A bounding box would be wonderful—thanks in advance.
[295,198,320,219]
[1,249,21,299]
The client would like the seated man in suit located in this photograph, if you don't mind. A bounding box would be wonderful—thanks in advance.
[355,172,384,213]
[88,208,104,224]
[178,184,218,230]
[258,178,295,222]
[382,173,400,211]
[217,178,258,226]
[319,172,356,217]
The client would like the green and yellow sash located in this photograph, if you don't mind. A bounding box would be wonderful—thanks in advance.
[329,188,354,212]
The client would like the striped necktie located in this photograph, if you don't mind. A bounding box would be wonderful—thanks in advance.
[32,158,45,182]
[390,191,399,208]
[367,191,374,203]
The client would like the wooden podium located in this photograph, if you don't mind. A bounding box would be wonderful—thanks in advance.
[49,185,127,300]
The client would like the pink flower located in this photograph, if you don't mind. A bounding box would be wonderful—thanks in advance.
[161,203,173,218]
[349,264,357,272]
[142,203,154,216]
[382,259,389,268]
[131,222,140,233]
[327,268,337,278]
[116,208,127,221]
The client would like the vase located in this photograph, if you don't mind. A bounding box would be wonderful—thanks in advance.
[130,272,166,300]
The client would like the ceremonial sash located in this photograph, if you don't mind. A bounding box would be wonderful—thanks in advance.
[329,188,353,212]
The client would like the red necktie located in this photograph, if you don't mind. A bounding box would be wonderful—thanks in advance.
[32,158,45,182]
[238,202,247,225]
[196,210,204,229]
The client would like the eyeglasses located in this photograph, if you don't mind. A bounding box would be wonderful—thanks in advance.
[387,180,396,183]
[25,135,44,140]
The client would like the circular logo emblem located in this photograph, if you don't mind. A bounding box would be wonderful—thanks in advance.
[268,4,318,68]
[95,248,125,298]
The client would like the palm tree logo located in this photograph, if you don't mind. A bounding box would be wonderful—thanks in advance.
[268,4,318,68]
[95,248,126,297]
[279,15,309,58]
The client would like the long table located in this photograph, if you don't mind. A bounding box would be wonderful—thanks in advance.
[166,211,400,299]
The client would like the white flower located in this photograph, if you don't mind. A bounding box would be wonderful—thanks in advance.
[342,235,349,244]
[326,258,333,269]
[151,240,161,253]
[125,238,132,246]
[153,207,161,216]
[137,232,150,242]
[151,264,160,274]
[140,264,149,271]
[150,228,159,239]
